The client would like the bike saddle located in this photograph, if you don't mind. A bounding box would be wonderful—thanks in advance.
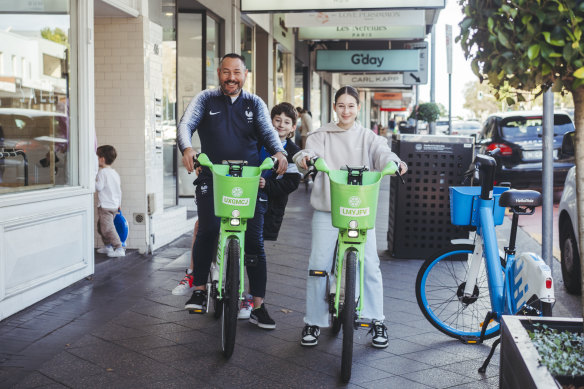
[499,189,542,208]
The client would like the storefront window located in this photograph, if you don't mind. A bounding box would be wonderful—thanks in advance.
[311,72,321,128]
[0,2,74,194]
[294,59,304,109]
[275,47,288,104]
[241,23,254,93]
[151,1,178,208]
[205,15,219,90]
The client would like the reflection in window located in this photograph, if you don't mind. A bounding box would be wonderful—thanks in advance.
[205,16,219,90]
[241,23,254,93]
[0,9,72,194]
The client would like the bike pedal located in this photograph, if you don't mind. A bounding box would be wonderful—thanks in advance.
[188,308,206,314]
[309,270,327,277]
[355,320,372,329]
[459,336,482,344]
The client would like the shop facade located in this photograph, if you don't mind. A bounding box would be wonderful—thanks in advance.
[0,0,292,321]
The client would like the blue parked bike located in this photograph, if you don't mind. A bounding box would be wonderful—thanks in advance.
[415,150,554,370]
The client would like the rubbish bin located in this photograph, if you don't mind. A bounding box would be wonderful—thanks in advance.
[388,133,475,259]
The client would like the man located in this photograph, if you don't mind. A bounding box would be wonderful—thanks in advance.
[178,53,287,329]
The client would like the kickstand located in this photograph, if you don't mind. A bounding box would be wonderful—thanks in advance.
[478,337,500,373]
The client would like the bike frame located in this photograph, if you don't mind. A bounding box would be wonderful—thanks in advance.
[197,153,274,302]
[460,156,554,321]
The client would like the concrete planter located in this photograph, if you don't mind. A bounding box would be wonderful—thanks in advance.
[500,316,584,389]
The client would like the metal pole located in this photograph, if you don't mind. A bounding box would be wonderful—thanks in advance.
[414,85,419,133]
[448,73,452,135]
[429,25,436,135]
[542,87,554,270]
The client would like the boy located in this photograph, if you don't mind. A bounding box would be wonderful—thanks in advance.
[95,145,125,257]
[237,102,302,320]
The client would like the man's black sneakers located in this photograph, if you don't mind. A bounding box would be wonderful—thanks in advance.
[185,289,207,311]
[249,303,276,329]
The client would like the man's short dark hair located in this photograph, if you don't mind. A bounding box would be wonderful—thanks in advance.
[219,53,246,69]
[97,145,117,165]
[271,102,298,123]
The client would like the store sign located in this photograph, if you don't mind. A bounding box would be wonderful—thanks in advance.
[285,10,424,27]
[298,25,424,40]
[381,100,403,108]
[339,73,404,87]
[242,0,446,12]
[316,50,419,72]
[403,41,428,85]
[273,13,294,51]
[374,92,402,100]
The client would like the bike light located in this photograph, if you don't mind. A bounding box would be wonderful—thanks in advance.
[348,229,359,238]
[545,277,552,289]
[230,218,240,226]
[349,220,358,229]
[231,210,240,218]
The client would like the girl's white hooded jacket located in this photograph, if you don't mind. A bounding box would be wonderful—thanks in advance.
[293,121,402,212]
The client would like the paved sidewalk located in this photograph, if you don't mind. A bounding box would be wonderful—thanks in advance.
[0,178,581,388]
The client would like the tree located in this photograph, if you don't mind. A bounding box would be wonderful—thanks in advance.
[40,27,68,45]
[458,0,584,313]
[410,102,441,123]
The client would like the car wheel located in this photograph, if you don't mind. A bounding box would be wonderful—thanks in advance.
[560,220,582,295]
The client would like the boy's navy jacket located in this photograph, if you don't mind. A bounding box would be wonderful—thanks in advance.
[263,140,301,241]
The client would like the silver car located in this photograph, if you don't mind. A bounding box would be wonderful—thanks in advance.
[558,166,582,294]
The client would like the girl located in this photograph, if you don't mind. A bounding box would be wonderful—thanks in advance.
[293,86,407,348]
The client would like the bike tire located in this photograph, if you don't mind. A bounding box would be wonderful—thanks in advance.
[213,281,222,319]
[415,244,500,340]
[340,251,357,383]
[221,239,240,358]
[331,310,342,335]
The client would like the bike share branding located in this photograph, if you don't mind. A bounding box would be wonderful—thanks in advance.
[340,195,370,216]
[222,186,250,206]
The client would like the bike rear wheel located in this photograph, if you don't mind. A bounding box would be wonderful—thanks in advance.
[221,239,240,358]
[416,244,500,340]
[340,251,357,383]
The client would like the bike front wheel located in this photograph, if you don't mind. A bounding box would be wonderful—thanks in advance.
[340,251,357,383]
[416,244,500,340]
[221,239,240,358]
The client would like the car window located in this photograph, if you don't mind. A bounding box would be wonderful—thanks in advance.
[501,115,574,140]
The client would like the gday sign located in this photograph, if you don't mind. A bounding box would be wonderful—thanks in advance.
[316,50,419,72]
[285,10,424,27]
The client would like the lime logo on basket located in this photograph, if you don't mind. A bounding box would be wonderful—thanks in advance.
[348,196,361,207]
[232,187,243,197]
[222,196,250,206]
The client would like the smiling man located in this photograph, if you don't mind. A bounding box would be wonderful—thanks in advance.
[177,53,287,329]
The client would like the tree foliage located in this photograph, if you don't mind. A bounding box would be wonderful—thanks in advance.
[458,0,584,102]
[40,27,68,45]
[410,102,441,123]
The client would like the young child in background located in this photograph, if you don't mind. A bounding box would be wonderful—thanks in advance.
[96,145,125,258]
[237,102,302,320]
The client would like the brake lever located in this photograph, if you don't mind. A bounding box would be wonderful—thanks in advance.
[188,154,201,174]
[395,169,405,184]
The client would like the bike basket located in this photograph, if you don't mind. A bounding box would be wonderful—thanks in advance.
[328,170,383,230]
[210,164,261,219]
[449,186,509,226]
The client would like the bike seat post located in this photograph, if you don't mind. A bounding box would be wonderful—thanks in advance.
[507,212,519,255]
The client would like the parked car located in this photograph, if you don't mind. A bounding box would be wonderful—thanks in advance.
[435,117,449,134]
[558,166,582,295]
[476,111,575,189]
[450,120,482,139]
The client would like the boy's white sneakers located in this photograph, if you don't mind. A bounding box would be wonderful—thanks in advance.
[108,247,126,257]
[97,245,113,255]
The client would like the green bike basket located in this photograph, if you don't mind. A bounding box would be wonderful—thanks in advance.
[328,170,383,230]
[210,164,261,219]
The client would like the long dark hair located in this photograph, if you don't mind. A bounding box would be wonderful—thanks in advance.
[334,86,360,104]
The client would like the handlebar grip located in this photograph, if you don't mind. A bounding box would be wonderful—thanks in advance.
[306,157,318,167]
[271,156,279,171]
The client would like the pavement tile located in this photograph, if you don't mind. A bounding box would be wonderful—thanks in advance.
[112,334,178,352]
[361,354,433,375]
[360,375,433,389]
[401,366,477,388]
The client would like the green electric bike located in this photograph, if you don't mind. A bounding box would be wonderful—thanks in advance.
[308,157,399,382]
[190,153,275,358]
